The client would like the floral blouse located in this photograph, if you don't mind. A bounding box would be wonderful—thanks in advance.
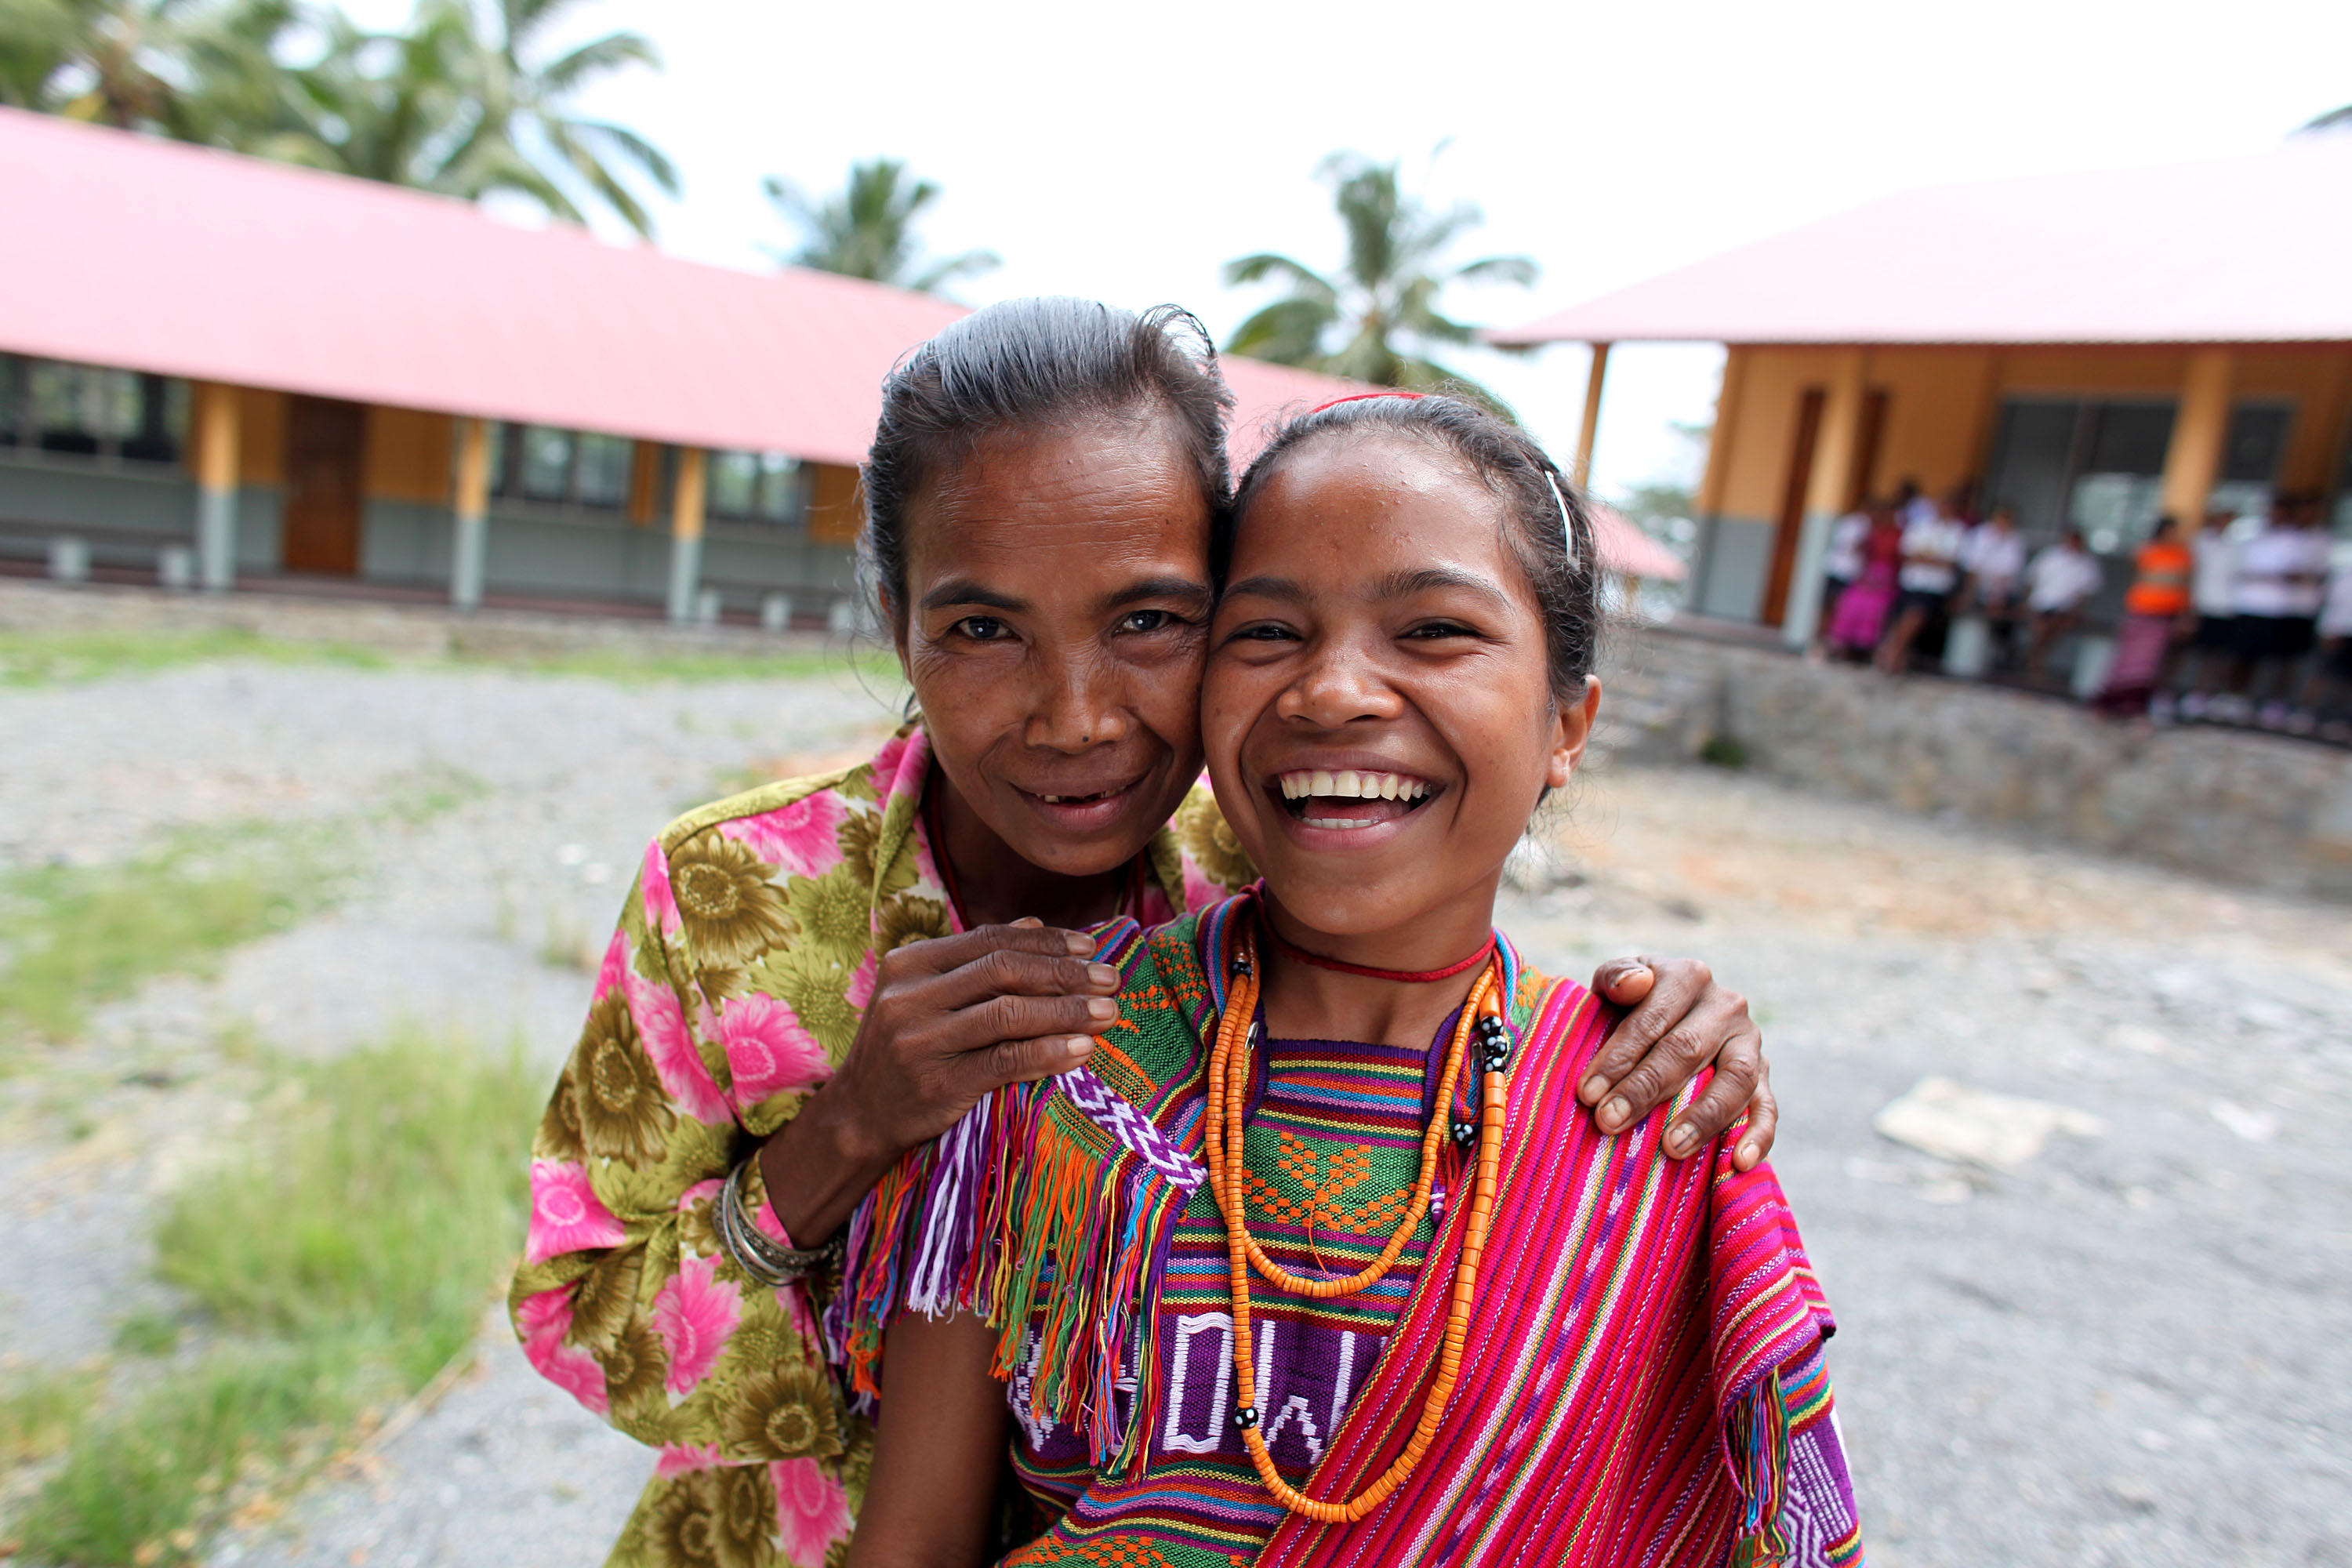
[509,725,1254,1568]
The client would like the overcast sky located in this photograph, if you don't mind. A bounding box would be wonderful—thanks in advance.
[361,0,2352,497]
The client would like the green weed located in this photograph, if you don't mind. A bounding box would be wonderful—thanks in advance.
[13,1036,539,1563]
[0,828,340,1045]
[0,629,386,687]
[112,1309,183,1357]
[0,1368,100,1464]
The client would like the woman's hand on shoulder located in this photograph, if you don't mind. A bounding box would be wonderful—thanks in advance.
[829,918,1123,1157]
[763,920,1126,1247]
[1583,956,1775,1171]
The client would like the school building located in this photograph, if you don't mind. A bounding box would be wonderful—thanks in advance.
[1494,136,2352,644]
[0,108,1368,626]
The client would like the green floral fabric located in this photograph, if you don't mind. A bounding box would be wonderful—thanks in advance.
[510,724,1248,1567]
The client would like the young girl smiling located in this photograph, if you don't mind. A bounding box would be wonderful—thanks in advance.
[839,392,1860,1567]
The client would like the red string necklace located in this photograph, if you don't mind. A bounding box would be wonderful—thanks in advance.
[1263,922,1496,983]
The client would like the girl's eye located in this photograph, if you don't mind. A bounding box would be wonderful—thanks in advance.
[1229,621,1297,643]
[1405,620,1478,641]
[952,616,1010,642]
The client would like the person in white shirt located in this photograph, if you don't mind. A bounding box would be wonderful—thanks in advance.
[1875,495,1969,673]
[1958,505,2028,669]
[2298,546,2352,731]
[2176,505,2242,717]
[2231,495,2332,723]
[2023,530,2107,681]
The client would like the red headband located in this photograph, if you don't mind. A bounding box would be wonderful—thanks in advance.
[1305,390,1425,416]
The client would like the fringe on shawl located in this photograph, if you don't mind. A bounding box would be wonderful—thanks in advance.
[1726,1366,1795,1568]
[832,1074,1197,1475]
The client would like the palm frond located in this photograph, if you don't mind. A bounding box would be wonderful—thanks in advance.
[1222,251,1337,303]
[1227,296,1338,367]
[2304,102,2352,132]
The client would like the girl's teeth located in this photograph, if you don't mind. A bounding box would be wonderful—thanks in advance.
[1278,770,1429,801]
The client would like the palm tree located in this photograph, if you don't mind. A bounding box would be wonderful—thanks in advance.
[1225,152,1537,409]
[766,158,1000,295]
[267,0,677,236]
[0,0,302,137]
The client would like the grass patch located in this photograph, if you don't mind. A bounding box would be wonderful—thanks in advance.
[111,1309,183,1358]
[1698,733,1751,770]
[0,1370,100,1465]
[0,826,340,1047]
[11,1036,539,1564]
[0,629,387,688]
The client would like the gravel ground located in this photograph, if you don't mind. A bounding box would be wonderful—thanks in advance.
[2,652,2347,1567]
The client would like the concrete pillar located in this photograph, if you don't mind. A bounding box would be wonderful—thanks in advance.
[1573,343,1610,490]
[450,416,492,610]
[666,447,706,624]
[1689,347,1749,612]
[191,382,241,592]
[1783,348,1869,648]
[2160,349,2234,529]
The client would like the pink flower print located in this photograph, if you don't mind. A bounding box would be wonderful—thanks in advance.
[715,993,830,1110]
[524,1330,609,1416]
[655,1442,726,1479]
[844,949,879,1012]
[1181,862,1221,916]
[525,1160,625,1265]
[677,1177,722,1214]
[720,791,849,880]
[771,1457,854,1565]
[514,1284,574,1348]
[626,973,731,1124]
[593,927,629,1000]
[869,728,924,806]
[776,1281,818,1346]
[651,1251,742,1396]
[640,840,681,938]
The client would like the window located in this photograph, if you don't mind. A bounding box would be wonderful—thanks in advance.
[1984,398,2175,557]
[519,426,575,502]
[2207,403,2293,524]
[706,451,804,524]
[2,359,184,463]
[577,434,632,509]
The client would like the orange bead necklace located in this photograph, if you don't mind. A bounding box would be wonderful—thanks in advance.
[1203,925,1512,1524]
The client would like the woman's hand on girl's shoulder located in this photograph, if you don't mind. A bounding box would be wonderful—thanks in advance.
[762,920,1127,1244]
[1581,956,1775,1171]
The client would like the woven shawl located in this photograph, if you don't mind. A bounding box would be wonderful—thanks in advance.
[837,894,1843,1566]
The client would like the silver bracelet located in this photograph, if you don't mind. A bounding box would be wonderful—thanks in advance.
[717,1156,844,1287]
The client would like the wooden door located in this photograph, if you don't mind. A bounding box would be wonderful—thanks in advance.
[282,396,366,575]
[1761,387,1825,627]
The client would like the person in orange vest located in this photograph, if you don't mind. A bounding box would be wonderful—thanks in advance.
[2098,514,2194,717]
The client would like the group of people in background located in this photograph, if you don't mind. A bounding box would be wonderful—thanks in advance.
[1812,481,2351,739]
[1819,483,2107,684]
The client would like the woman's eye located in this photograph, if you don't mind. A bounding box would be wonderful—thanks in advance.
[1405,620,1477,641]
[1229,621,1296,643]
[952,616,1010,641]
[1120,609,1175,633]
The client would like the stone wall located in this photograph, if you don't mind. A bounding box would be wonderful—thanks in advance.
[1597,622,2352,901]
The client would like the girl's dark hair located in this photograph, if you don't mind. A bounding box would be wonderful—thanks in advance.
[1231,394,1605,702]
[861,298,1236,620]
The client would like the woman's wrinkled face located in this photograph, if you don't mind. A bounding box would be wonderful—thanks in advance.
[894,416,1213,879]
[1203,435,1596,941]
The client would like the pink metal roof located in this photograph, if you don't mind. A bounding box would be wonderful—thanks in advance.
[1492,138,2352,349]
[1589,504,1685,582]
[0,109,1359,466]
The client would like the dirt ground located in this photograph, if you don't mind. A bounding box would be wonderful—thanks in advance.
[2,652,2346,1567]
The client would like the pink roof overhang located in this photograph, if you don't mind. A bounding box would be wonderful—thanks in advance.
[0,109,1359,467]
[1489,139,2352,350]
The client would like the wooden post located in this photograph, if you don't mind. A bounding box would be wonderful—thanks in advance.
[1573,343,1610,490]
[2160,349,2234,530]
[667,447,707,623]
[1783,348,1869,648]
[628,440,661,525]
[190,382,241,592]
[450,416,491,610]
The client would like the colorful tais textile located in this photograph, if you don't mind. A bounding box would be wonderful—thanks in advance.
[508,724,1255,1568]
[844,894,1864,1567]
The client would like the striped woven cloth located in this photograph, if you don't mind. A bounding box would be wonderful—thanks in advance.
[840,893,1864,1567]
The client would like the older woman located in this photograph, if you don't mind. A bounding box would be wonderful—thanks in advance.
[510,300,1776,1567]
